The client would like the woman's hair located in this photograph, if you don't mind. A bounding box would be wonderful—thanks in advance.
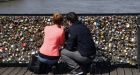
[66,12,78,24]
[53,12,63,25]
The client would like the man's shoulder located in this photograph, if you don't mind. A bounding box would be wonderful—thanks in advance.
[69,24,79,31]
[71,23,84,28]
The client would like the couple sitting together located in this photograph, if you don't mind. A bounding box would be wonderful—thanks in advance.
[38,12,96,75]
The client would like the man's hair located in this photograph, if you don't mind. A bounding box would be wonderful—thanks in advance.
[53,12,63,25]
[66,12,78,23]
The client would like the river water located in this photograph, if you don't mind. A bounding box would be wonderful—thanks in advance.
[0,0,140,14]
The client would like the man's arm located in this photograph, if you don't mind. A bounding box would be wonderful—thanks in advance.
[65,29,77,51]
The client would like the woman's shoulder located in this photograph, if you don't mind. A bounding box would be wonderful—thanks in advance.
[45,25,64,30]
[45,25,55,29]
[44,25,53,31]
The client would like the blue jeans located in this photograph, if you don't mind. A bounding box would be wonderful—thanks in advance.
[38,55,59,65]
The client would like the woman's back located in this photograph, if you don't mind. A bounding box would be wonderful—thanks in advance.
[39,25,64,56]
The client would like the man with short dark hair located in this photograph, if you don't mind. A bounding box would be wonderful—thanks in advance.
[61,12,96,75]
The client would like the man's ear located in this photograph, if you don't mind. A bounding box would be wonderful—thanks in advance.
[68,21,72,26]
